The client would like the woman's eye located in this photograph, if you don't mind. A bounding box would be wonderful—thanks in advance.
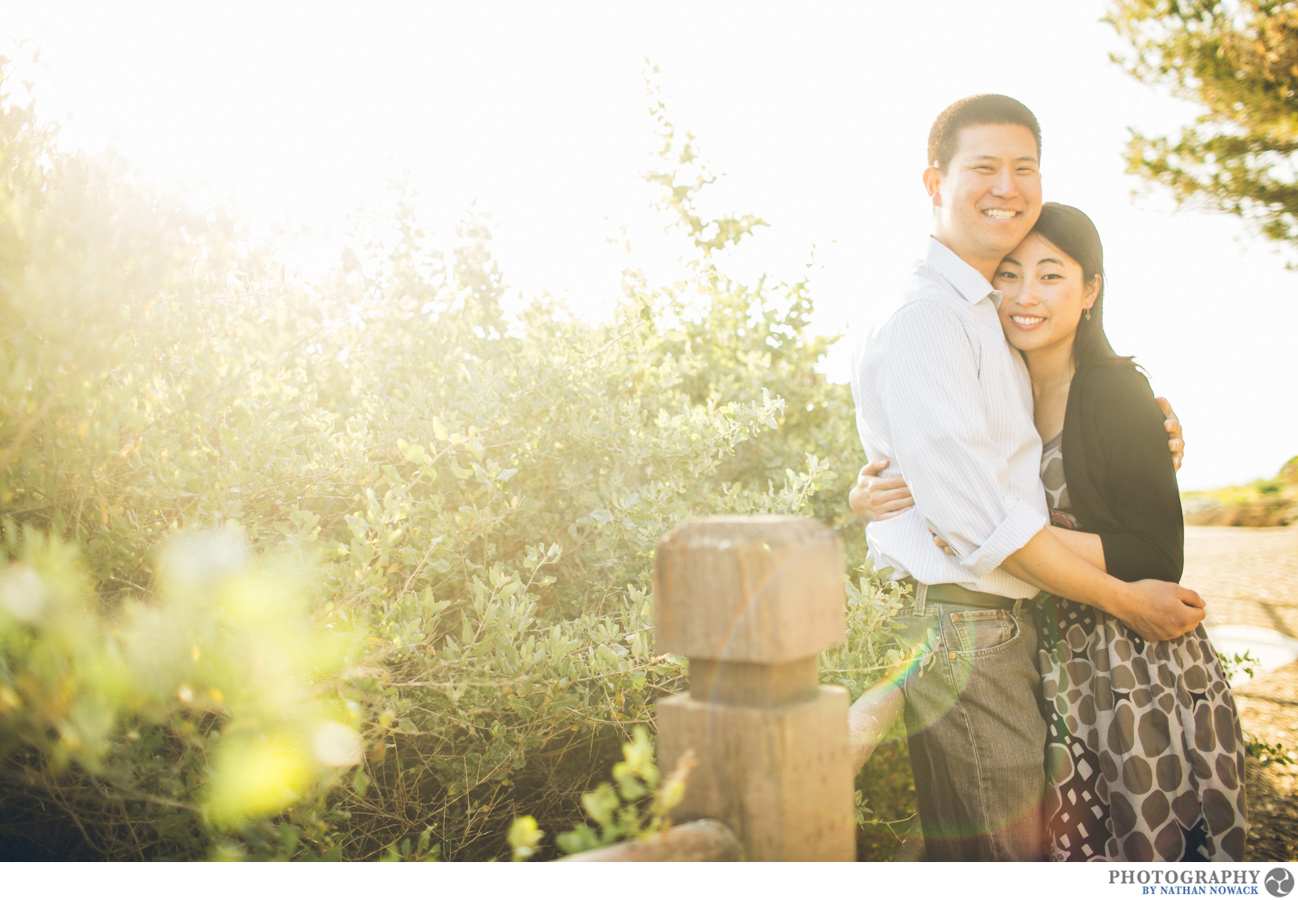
[995,271,1016,280]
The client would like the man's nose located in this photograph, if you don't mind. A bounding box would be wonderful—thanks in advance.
[992,168,1018,196]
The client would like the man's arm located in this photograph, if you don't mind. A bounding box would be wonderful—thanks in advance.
[1157,398,1185,471]
[1000,528,1204,641]
[873,304,1046,577]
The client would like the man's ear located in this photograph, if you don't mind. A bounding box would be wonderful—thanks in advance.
[922,166,942,207]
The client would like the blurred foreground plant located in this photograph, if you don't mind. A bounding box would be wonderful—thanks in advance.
[506,725,694,860]
[0,523,367,858]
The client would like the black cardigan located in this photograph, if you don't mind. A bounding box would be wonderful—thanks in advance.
[1059,359,1185,583]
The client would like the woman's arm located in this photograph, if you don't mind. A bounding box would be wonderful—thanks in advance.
[931,520,1107,572]
[1047,525,1105,570]
[1074,365,1185,583]
[852,462,1124,574]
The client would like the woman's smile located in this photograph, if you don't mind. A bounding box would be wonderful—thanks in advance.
[1008,313,1046,328]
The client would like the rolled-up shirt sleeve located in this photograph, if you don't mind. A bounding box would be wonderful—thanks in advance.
[876,301,1047,578]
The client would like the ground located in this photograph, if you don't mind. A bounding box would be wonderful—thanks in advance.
[856,524,1298,863]
[1182,525,1298,863]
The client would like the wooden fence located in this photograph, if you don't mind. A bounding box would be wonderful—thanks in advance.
[564,515,904,862]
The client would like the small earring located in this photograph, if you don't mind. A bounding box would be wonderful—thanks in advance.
[1085,308,1092,321]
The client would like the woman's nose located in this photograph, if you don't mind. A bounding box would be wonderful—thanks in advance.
[1019,285,1043,306]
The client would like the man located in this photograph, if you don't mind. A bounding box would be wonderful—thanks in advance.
[849,94,1204,861]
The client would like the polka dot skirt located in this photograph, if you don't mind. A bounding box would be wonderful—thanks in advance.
[1038,434,1246,861]
[1038,598,1247,860]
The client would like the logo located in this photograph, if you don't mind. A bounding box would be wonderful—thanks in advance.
[1267,868,1295,898]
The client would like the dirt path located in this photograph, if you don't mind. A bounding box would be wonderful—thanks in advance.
[1183,526,1298,863]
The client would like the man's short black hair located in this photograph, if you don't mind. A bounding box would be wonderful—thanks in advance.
[927,94,1041,173]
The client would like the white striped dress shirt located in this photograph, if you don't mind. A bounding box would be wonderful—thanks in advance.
[851,237,1048,599]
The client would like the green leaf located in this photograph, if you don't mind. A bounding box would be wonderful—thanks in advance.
[507,815,545,862]
[581,782,620,827]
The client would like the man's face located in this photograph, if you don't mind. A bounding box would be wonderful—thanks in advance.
[924,123,1042,277]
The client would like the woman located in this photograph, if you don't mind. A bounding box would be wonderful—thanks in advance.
[851,203,1246,861]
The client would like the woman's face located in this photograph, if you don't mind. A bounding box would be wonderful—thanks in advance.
[992,232,1099,357]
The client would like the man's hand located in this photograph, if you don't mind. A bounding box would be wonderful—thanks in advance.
[1156,397,1185,472]
[849,459,915,522]
[1111,579,1205,642]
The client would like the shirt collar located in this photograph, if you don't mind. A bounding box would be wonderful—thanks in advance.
[923,236,999,306]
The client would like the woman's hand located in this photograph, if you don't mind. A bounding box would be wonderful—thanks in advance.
[1156,397,1185,471]
[849,459,914,523]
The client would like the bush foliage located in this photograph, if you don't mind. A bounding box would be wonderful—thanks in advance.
[0,58,900,860]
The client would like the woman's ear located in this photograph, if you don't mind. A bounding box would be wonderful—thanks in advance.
[1084,273,1102,309]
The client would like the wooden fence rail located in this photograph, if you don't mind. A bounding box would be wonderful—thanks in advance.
[565,515,904,862]
[556,819,742,862]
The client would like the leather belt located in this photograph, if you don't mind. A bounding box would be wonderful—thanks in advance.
[898,577,1024,611]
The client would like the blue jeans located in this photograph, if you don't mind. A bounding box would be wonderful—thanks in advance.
[894,586,1046,861]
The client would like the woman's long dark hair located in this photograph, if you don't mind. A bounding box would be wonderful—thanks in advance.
[1029,202,1123,368]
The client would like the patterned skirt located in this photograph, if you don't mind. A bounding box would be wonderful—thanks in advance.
[1038,596,1248,861]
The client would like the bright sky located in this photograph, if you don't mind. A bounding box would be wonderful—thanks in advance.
[7,0,1297,492]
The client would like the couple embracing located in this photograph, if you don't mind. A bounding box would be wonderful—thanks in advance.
[848,95,1246,862]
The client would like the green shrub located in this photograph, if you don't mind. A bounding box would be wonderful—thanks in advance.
[0,56,887,860]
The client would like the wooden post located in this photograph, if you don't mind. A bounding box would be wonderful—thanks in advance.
[654,516,855,861]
